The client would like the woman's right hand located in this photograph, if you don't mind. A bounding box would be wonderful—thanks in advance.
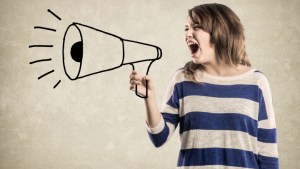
[129,70,154,98]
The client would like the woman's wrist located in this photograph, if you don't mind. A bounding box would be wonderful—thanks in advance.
[144,90,155,100]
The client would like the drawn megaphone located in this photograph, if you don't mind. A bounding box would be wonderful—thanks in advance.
[62,22,162,98]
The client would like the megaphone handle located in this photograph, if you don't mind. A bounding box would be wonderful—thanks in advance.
[129,63,148,98]
[135,80,148,98]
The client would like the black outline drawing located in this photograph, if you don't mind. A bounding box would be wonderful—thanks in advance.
[29,58,52,64]
[29,45,53,48]
[38,70,54,79]
[62,23,162,98]
[53,80,61,89]
[29,9,62,89]
[29,9,162,98]
[34,26,56,32]
[47,9,61,21]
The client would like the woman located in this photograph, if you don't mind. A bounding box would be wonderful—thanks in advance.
[129,3,278,169]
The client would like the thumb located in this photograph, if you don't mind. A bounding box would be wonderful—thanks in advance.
[144,75,154,90]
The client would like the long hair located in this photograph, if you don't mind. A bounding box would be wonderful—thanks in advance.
[183,3,251,82]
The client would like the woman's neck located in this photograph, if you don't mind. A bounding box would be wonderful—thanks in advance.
[203,62,251,77]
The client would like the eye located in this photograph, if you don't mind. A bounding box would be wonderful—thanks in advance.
[184,27,189,31]
[192,24,201,29]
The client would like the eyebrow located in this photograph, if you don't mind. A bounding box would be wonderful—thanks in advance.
[185,22,199,28]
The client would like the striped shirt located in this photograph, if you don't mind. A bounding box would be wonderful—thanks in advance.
[146,68,279,169]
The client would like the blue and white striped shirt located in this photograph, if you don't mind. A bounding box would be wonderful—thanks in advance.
[146,68,278,169]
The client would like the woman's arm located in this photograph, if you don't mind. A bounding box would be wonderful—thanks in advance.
[129,70,180,147]
[129,70,161,128]
[257,73,279,168]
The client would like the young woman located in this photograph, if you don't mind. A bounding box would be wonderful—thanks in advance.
[129,3,278,169]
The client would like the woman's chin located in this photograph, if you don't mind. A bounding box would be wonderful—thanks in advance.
[191,53,203,64]
[192,58,203,64]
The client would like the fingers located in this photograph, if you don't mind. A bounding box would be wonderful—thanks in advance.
[130,79,141,85]
[129,71,140,81]
[129,85,135,91]
[129,71,153,94]
[129,70,137,78]
[129,71,141,91]
[130,71,140,83]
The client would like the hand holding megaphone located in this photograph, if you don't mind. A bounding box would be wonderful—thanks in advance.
[129,70,154,98]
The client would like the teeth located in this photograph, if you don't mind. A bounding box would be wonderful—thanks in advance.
[187,42,196,45]
[187,41,197,46]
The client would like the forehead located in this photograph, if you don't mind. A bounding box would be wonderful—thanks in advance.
[185,17,194,26]
[185,16,199,26]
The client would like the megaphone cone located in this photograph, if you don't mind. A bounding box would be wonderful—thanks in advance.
[62,22,162,98]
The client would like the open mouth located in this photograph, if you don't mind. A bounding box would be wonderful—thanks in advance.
[188,42,199,55]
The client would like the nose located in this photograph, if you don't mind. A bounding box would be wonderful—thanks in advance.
[185,28,193,38]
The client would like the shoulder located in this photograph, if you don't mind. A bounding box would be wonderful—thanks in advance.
[169,68,186,84]
[252,70,270,87]
[252,70,273,97]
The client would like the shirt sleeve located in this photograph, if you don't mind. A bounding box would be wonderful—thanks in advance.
[257,74,279,168]
[146,70,181,147]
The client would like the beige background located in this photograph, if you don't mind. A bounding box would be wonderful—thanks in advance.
[1,0,299,168]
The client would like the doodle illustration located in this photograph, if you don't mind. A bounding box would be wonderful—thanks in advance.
[29,9,162,98]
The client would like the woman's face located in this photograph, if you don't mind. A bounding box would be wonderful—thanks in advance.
[185,17,215,65]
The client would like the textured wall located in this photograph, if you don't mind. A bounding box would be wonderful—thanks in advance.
[0,0,299,168]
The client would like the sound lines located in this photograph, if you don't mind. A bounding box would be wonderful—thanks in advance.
[29,9,63,89]
[29,45,53,48]
[29,58,52,64]
[47,9,61,21]
[34,26,56,32]
[38,70,54,80]
[53,80,61,88]
[34,68,62,89]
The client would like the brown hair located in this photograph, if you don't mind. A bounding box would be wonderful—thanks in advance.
[183,3,251,82]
